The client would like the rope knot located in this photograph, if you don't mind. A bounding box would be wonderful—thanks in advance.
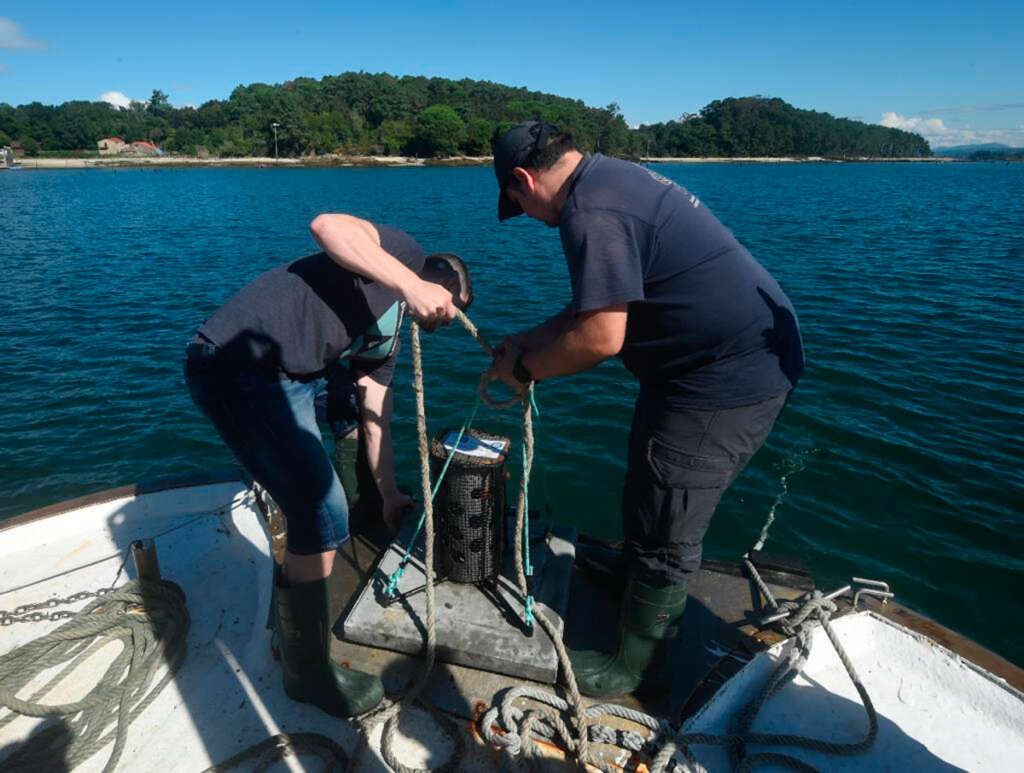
[775,589,838,636]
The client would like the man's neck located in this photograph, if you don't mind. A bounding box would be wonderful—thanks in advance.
[547,151,585,223]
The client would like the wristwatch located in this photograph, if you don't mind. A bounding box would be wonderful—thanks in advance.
[513,352,535,384]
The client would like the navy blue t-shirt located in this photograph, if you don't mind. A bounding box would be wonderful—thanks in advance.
[198,224,423,384]
[559,154,803,408]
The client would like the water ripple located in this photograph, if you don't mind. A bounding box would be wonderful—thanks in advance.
[1,163,1022,664]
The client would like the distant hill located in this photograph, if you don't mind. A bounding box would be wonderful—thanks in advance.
[0,75,930,159]
[636,97,930,158]
[935,143,1015,157]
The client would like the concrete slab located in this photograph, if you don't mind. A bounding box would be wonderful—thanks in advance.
[341,515,575,684]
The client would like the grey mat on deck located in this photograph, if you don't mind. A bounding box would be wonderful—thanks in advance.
[342,516,575,683]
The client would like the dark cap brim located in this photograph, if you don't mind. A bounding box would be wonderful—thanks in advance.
[498,190,522,221]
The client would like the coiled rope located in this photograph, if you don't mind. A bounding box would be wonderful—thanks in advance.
[484,506,879,772]
[0,579,190,773]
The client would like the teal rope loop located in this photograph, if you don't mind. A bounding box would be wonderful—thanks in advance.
[385,392,482,599]
[522,442,533,579]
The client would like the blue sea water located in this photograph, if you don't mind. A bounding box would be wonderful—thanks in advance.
[1,162,1021,664]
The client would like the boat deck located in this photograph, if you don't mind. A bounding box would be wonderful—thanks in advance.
[2,475,1022,771]
[328,513,811,725]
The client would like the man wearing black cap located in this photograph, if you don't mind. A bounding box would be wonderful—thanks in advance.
[487,122,804,698]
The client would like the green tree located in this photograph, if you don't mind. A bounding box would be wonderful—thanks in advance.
[148,90,170,112]
[462,117,494,156]
[375,120,413,155]
[411,104,465,157]
[595,103,629,155]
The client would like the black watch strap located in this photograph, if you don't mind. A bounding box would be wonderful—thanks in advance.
[513,352,535,384]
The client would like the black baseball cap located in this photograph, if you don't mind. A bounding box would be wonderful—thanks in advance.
[493,121,560,221]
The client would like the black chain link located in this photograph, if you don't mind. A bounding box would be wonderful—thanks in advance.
[0,587,113,626]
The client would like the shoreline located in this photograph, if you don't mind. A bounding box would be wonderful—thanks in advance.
[10,154,961,170]
[13,155,491,170]
[644,155,958,163]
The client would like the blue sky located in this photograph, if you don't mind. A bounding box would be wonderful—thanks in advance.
[2,2,1022,148]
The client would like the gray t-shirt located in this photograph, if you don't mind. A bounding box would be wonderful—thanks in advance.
[198,224,423,383]
[559,154,803,408]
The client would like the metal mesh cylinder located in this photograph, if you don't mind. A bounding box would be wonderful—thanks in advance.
[430,429,508,584]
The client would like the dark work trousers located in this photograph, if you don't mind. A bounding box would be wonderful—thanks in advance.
[622,391,789,586]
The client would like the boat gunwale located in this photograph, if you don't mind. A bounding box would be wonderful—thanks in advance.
[3,474,1022,713]
[857,594,1024,692]
[0,469,243,534]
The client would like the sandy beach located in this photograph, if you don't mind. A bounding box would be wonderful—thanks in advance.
[9,154,956,170]
[13,155,492,170]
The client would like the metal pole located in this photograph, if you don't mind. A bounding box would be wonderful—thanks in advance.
[131,539,162,581]
[271,122,280,160]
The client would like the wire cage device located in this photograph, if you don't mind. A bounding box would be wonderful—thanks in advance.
[430,428,510,584]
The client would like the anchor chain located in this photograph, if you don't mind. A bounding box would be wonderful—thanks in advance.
[0,587,114,626]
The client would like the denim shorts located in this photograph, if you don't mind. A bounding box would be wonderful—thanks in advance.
[184,342,350,555]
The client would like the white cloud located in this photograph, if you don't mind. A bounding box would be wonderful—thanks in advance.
[880,112,947,134]
[100,90,135,109]
[879,111,1024,148]
[0,17,45,50]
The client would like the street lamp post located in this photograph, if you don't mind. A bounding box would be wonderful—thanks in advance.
[271,122,280,161]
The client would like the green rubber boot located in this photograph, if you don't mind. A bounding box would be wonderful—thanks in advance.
[333,433,382,524]
[569,577,688,698]
[274,569,384,717]
[333,433,362,515]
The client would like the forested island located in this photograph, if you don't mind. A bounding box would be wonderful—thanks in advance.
[1,72,931,160]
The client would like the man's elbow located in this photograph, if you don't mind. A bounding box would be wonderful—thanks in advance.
[592,319,626,359]
[309,213,330,240]
[309,213,356,241]
[594,335,624,360]
[579,330,623,362]
[578,308,627,360]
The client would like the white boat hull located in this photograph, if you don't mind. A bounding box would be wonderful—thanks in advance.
[0,480,490,771]
[684,610,1024,771]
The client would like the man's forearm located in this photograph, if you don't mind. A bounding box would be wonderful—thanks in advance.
[311,213,456,329]
[310,214,419,296]
[517,304,575,350]
[521,306,627,381]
